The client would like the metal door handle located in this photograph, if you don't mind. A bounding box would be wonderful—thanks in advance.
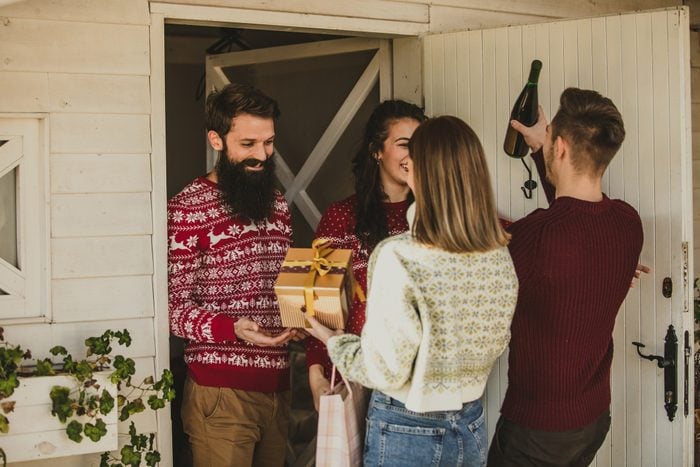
[632,325,678,421]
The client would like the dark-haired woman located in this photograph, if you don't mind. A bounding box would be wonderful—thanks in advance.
[305,100,426,409]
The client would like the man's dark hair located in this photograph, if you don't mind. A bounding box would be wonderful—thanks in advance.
[551,87,625,175]
[205,83,280,137]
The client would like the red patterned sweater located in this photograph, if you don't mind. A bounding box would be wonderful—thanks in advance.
[168,177,292,392]
[305,195,410,375]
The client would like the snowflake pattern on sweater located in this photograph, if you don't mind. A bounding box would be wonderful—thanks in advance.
[168,177,292,391]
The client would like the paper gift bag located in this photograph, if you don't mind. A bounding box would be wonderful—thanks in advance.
[316,366,369,467]
[275,238,363,329]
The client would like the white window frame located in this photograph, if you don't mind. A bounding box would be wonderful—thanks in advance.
[0,115,50,322]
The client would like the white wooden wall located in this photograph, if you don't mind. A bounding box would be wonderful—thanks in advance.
[154,0,681,34]
[0,0,165,465]
[424,8,693,466]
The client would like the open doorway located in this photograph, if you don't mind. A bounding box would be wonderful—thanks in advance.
[164,23,384,466]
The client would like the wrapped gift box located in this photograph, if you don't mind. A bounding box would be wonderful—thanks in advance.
[274,241,356,329]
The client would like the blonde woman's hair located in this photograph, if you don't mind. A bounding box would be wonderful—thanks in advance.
[409,116,509,253]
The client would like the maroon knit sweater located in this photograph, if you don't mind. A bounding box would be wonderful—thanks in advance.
[305,195,410,376]
[168,177,292,392]
[502,150,644,431]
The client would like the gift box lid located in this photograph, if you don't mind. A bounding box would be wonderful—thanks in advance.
[274,247,352,296]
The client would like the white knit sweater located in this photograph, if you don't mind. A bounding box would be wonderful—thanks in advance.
[327,231,518,413]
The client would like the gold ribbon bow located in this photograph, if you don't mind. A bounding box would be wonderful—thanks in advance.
[282,238,366,325]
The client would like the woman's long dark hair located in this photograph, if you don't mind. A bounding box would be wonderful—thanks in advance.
[352,100,426,251]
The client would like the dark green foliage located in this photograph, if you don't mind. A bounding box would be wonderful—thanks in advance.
[0,328,172,466]
[50,386,73,423]
[66,420,84,442]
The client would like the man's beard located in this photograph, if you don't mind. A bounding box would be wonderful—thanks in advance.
[215,150,277,222]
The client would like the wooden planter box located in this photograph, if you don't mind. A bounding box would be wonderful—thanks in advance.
[0,371,117,463]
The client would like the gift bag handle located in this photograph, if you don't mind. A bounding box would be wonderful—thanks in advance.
[330,365,353,396]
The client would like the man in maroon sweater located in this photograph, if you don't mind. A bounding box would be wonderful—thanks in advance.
[487,88,644,466]
[168,84,302,466]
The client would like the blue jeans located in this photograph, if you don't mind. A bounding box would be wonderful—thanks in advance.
[363,391,487,467]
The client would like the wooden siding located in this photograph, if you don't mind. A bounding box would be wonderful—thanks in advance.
[0,1,158,464]
[154,0,681,35]
[424,8,692,465]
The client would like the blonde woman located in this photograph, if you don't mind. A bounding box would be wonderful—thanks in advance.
[305,116,518,467]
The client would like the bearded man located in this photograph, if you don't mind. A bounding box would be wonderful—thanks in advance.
[168,83,302,467]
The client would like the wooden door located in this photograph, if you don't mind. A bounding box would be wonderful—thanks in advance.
[423,7,693,466]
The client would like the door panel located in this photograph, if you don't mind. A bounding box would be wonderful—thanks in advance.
[423,7,693,466]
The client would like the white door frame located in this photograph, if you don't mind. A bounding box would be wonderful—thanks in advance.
[149,5,424,464]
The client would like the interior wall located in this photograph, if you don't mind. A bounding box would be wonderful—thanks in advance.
[166,63,207,198]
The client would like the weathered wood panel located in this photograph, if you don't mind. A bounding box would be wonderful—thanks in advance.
[423,8,691,464]
[158,0,429,23]
[51,114,151,154]
[48,74,150,114]
[51,154,152,194]
[0,373,117,464]
[151,2,426,36]
[52,236,153,279]
[423,0,680,19]
[0,18,149,75]
[0,0,149,25]
[51,193,153,238]
[429,6,547,33]
[0,71,48,112]
[52,275,154,322]
[1,318,155,359]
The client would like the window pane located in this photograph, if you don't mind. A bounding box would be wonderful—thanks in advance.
[0,140,8,147]
[0,168,18,268]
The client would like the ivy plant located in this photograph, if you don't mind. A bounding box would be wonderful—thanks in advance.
[0,328,175,467]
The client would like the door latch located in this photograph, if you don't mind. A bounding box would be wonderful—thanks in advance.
[632,324,678,421]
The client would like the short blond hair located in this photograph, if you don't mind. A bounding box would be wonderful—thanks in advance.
[409,116,509,253]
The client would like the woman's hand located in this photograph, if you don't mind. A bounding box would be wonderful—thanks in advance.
[303,313,344,345]
[308,364,331,411]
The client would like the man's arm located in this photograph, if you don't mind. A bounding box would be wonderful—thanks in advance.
[510,106,555,204]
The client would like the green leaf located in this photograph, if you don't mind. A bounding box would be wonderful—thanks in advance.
[163,388,176,402]
[49,346,68,356]
[119,445,141,467]
[84,418,108,442]
[0,413,9,434]
[99,452,110,467]
[66,420,83,442]
[62,354,76,373]
[73,360,94,382]
[111,356,136,384]
[34,358,56,376]
[85,333,112,357]
[116,330,132,347]
[100,389,115,415]
[0,373,19,399]
[50,386,73,423]
[147,395,165,410]
[145,450,161,467]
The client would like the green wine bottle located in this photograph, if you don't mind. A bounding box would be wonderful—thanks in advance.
[503,60,542,158]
